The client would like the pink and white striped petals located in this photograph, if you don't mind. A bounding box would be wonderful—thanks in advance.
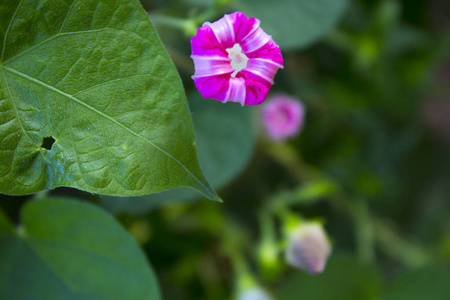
[191,12,283,105]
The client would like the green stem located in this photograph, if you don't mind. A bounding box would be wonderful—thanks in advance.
[352,199,375,264]
[374,219,431,267]
[263,142,309,182]
[257,210,282,281]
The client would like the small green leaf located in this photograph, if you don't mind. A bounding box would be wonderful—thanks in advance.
[0,0,217,200]
[276,255,383,300]
[0,197,161,300]
[382,266,450,300]
[237,0,350,50]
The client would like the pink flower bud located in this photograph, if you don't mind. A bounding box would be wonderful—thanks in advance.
[285,223,331,275]
[191,12,284,105]
[261,94,305,141]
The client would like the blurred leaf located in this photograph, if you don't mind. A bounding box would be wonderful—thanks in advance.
[101,91,256,214]
[0,209,13,236]
[237,0,350,50]
[189,91,255,188]
[0,0,217,200]
[385,25,428,57]
[101,187,196,216]
[276,255,383,300]
[381,266,450,300]
[0,198,161,300]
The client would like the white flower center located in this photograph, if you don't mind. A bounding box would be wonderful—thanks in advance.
[226,43,248,77]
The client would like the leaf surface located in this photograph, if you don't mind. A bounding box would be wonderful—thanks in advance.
[0,0,217,200]
[0,197,162,300]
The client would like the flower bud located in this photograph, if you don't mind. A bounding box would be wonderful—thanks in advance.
[285,222,331,275]
[238,287,274,300]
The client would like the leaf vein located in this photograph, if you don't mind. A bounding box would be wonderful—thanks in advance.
[3,28,132,66]
[58,0,79,34]
[72,74,152,97]
[1,0,24,62]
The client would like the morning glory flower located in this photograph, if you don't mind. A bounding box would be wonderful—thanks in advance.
[285,222,331,275]
[191,12,284,105]
[261,94,304,141]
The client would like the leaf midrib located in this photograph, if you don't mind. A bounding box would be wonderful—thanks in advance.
[1,65,209,194]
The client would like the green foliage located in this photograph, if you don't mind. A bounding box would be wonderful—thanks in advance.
[237,0,350,50]
[1,0,449,299]
[0,197,161,300]
[382,267,450,300]
[0,0,217,200]
[276,255,383,300]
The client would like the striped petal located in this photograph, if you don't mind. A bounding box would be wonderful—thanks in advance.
[204,14,236,48]
[245,58,284,85]
[224,77,246,106]
[191,55,233,79]
[239,20,272,54]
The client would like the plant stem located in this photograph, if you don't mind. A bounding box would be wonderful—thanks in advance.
[374,219,431,267]
[352,199,376,264]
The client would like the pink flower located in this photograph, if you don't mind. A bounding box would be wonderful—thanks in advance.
[261,94,304,141]
[191,12,283,105]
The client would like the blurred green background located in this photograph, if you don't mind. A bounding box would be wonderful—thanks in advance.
[2,0,450,299]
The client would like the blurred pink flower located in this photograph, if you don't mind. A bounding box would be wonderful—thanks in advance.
[191,12,283,105]
[261,94,304,140]
[285,223,331,275]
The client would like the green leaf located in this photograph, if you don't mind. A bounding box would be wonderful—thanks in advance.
[0,197,162,300]
[381,266,450,300]
[276,255,383,300]
[0,0,218,200]
[237,0,350,50]
[101,91,256,214]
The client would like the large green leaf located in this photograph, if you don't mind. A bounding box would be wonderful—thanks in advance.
[237,0,350,50]
[0,0,218,200]
[276,255,383,300]
[0,197,161,300]
[101,91,256,214]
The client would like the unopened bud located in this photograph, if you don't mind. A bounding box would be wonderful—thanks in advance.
[238,288,274,300]
[285,222,331,275]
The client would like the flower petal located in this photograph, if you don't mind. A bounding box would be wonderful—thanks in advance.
[224,77,246,105]
[204,14,236,49]
[239,19,272,53]
[191,55,233,78]
[245,58,284,85]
